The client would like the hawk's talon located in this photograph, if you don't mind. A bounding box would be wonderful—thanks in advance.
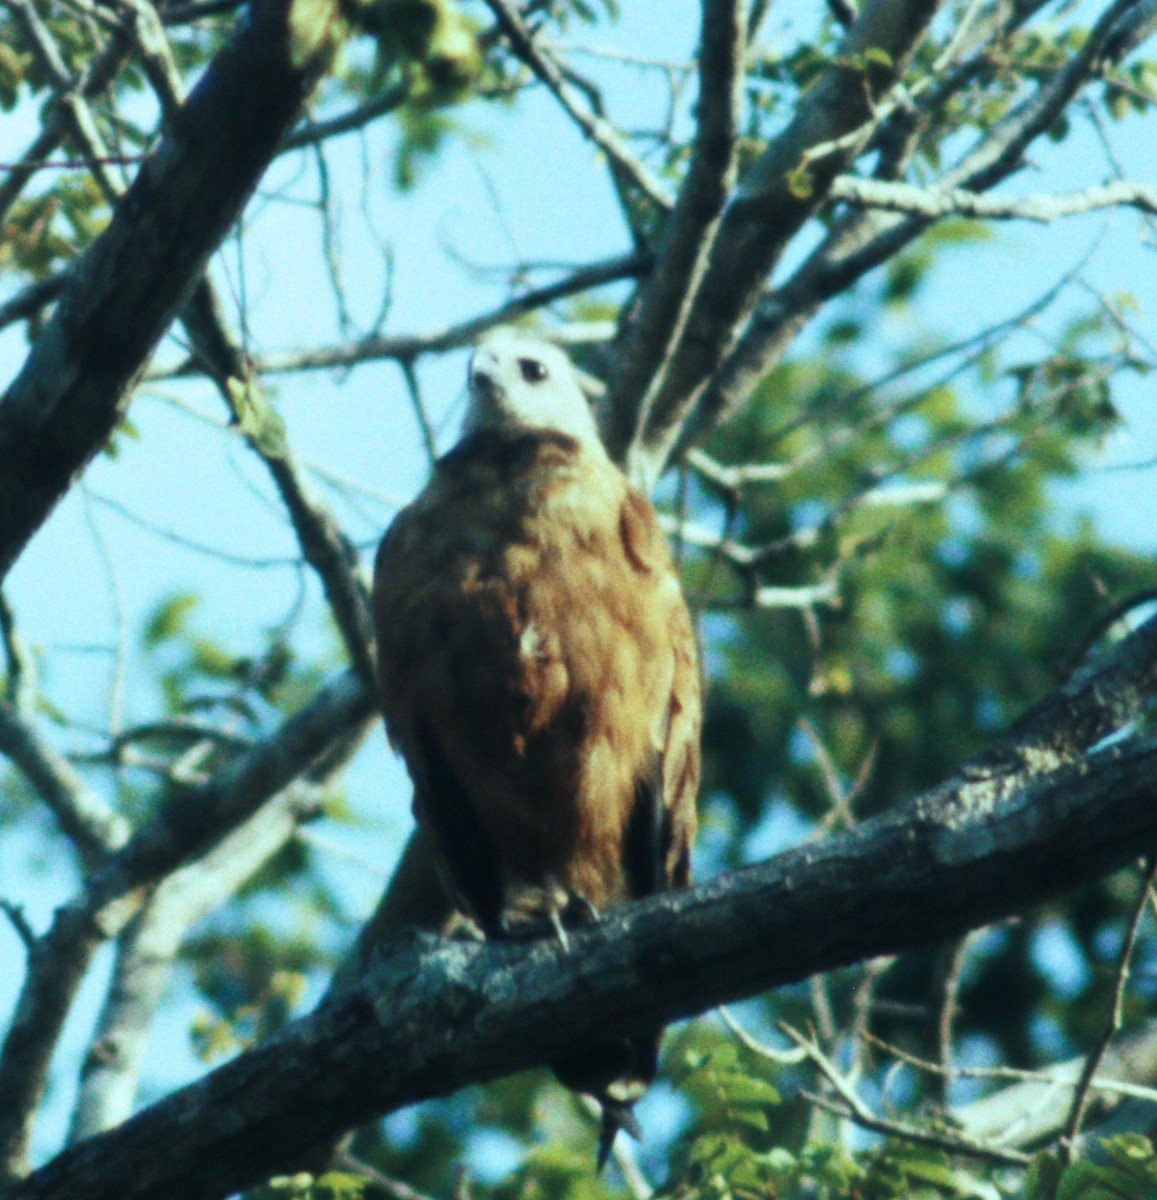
[565,892,601,925]
[548,908,571,950]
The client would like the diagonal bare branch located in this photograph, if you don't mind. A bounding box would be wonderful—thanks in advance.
[67,787,322,1142]
[605,0,746,458]
[0,0,349,581]
[481,0,673,211]
[0,706,128,866]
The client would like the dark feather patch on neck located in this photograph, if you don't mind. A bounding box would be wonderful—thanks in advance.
[438,429,582,475]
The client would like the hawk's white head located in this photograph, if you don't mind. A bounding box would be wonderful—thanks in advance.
[463,328,604,455]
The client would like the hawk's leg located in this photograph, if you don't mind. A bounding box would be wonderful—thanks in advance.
[496,880,600,949]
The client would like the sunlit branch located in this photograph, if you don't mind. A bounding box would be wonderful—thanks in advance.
[0,669,372,1180]
[67,787,322,1142]
[684,448,790,490]
[830,176,1157,222]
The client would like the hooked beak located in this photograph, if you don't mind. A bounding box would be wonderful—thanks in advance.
[468,349,499,401]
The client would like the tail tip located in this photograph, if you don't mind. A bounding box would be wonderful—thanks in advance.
[596,1101,643,1172]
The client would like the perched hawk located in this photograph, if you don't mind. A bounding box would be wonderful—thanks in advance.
[372,328,701,1164]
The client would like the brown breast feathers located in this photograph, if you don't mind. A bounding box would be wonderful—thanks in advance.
[373,429,700,937]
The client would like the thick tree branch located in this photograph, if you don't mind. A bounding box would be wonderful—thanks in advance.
[5,614,1157,1200]
[605,0,745,459]
[0,0,348,581]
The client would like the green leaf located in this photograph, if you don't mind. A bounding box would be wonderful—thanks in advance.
[144,593,200,649]
[1057,1160,1151,1200]
[227,377,289,460]
[786,159,813,200]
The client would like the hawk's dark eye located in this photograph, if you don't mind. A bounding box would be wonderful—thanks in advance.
[518,357,548,383]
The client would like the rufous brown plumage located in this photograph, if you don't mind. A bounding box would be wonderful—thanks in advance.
[372,328,701,1165]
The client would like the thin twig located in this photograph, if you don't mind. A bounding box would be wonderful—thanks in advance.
[481,0,673,211]
[334,1149,443,1200]
[800,1088,1031,1167]
[0,593,35,714]
[152,253,649,380]
[79,488,127,738]
[1059,854,1157,1162]
[931,935,974,1108]
[783,1023,1032,1168]
[0,901,36,953]
[717,1006,809,1065]
[399,358,439,467]
[862,1027,1157,1106]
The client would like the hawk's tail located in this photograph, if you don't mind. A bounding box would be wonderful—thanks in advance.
[552,1030,662,1172]
[596,1096,644,1171]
